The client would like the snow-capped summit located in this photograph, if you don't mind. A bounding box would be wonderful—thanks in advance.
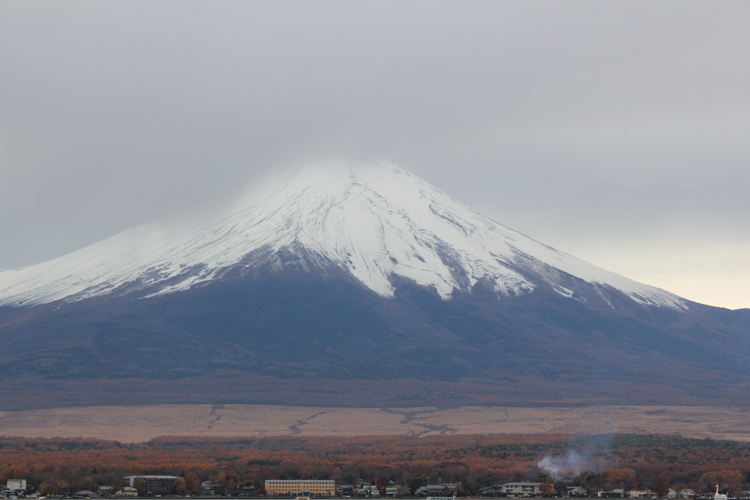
[0,157,686,310]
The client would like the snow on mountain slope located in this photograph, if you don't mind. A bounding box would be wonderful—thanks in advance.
[0,158,687,310]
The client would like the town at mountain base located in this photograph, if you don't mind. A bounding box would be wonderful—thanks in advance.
[1,434,750,499]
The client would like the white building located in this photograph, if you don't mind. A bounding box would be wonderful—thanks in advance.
[667,489,696,499]
[629,489,654,498]
[7,480,27,492]
[502,483,541,497]
[115,487,138,497]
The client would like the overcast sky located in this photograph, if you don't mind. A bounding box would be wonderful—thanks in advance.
[1,1,749,309]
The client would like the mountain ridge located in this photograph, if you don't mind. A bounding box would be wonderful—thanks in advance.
[2,157,748,410]
[0,158,685,311]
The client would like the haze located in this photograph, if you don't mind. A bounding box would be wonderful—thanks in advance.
[1,1,749,309]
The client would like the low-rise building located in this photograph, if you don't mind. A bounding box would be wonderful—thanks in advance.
[630,489,654,498]
[7,479,27,492]
[265,480,336,497]
[124,475,178,495]
[668,489,697,499]
[384,487,399,498]
[233,483,257,497]
[502,483,542,497]
[201,481,226,496]
[338,485,354,497]
[115,487,138,497]
[598,490,625,498]
[415,485,449,497]
[568,487,589,497]
[360,485,380,496]
[478,485,502,497]
[99,486,115,497]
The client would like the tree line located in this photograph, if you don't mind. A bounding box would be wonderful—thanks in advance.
[2,434,750,496]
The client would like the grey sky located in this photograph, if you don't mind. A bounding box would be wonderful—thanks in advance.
[1,1,749,309]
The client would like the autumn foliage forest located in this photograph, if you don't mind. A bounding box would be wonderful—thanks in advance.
[2,434,750,497]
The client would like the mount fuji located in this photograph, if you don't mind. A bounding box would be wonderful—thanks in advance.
[1,158,748,409]
[0,158,684,310]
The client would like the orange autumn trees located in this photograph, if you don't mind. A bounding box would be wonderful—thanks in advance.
[1,434,750,495]
[699,470,744,495]
[602,469,637,491]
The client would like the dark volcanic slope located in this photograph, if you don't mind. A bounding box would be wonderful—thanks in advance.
[2,265,749,410]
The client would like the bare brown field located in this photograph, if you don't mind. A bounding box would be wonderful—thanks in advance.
[1,404,750,442]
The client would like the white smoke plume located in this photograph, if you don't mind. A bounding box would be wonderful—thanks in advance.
[537,450,588,480]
